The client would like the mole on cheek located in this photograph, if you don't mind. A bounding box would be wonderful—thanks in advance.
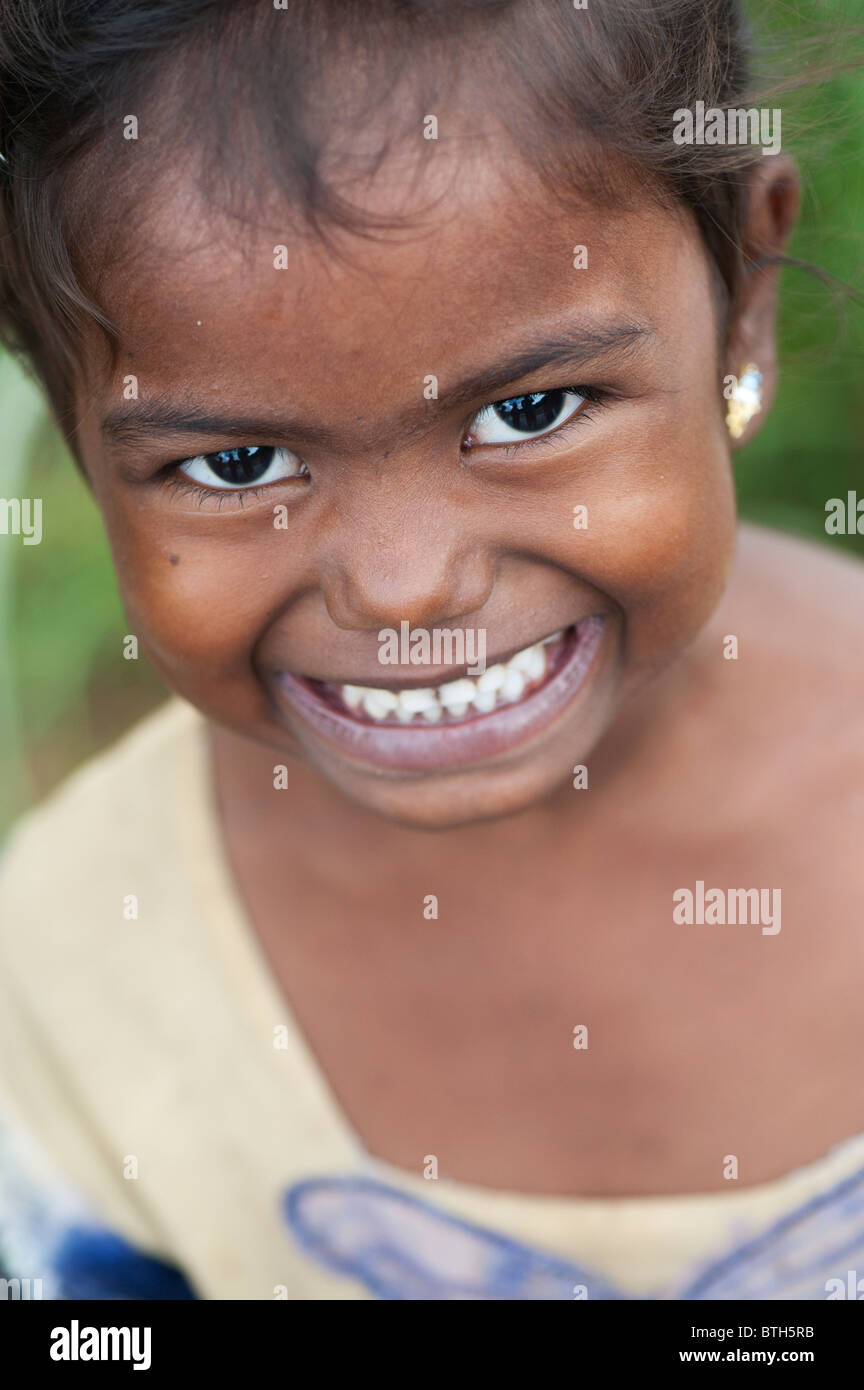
[169,554,180,566]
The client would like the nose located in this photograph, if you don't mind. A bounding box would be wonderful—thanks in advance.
[318,480,495,633]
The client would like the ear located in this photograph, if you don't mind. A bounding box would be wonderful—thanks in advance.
[725,157,800,446]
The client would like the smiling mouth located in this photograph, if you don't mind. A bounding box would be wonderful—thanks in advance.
[273,616,606,774]
[320,626,571,725]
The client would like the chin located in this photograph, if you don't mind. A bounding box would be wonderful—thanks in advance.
[303,738,596,833]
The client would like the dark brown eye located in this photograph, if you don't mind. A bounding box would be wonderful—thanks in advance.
[493,390,566,434]
[207,446,276,484]
[176,445,307,489]
[468,388,589,447]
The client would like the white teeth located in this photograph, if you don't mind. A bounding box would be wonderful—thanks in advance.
[500,667,527,703]
[362,689,398,721]
[338,629,563,723]
[476,664,507,693]
[438,678,477,709]
[395,687,438,722]
[510,645,545,681]
[398,688,438,713]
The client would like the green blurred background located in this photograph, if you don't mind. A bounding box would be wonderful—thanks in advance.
[0,0,862,834]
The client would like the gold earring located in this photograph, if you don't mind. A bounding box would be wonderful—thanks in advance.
[726,364,763,440]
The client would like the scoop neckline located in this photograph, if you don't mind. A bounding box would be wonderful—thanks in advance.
[166,697,864,1213]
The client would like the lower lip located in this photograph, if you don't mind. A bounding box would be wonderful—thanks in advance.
[273,616,606,774]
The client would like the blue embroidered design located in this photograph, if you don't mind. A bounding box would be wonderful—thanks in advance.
[52,1227,197,1300]
[682,1161,864,1300]
[285,1177,625,1299]
[0,1113,197,1300]
[284,1163,864,1300]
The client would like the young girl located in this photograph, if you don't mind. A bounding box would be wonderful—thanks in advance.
[0,0,862,1301]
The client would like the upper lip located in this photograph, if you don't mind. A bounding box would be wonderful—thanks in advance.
[276,625,573,693]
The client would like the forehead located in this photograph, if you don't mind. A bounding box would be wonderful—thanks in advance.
[87,141,702,418]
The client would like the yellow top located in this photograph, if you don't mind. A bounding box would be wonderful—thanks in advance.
[0,698,862,1300]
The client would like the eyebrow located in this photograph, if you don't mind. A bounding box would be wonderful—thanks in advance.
[100,318,652,449]
[439,319,652,412]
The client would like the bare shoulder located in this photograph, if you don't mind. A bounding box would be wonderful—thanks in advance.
[726,522,864,690]
[712,521,864,805]
[700,527,864,1138]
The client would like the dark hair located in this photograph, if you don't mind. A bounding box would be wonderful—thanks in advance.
[0,0,802,429]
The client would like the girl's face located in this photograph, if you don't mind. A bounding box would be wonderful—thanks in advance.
[74,148,737,829]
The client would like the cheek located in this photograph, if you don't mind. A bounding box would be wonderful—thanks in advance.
[602,460,737,665]
[103,505,294,723]
[530,397,737,667]
[595,443,735,604]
